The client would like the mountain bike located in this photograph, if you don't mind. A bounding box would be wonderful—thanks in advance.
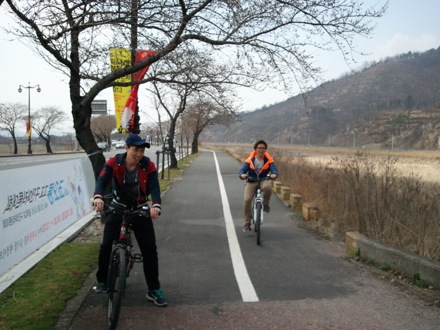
[248,176,270,245]
[105,203,149,330]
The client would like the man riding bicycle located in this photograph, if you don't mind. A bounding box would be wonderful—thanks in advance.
[239,140,279,232]
[92,134,167,307]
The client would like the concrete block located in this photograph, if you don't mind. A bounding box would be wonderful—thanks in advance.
[290,193,303,210]
[345,231,440,289]
[273,181,282,194]
[280,186,291,200]
[345,231,361,255]
[302,202,320,221]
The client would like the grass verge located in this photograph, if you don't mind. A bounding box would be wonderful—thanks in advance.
[0,153,198,330]
[159,153,198,192]
[0,243,99,330]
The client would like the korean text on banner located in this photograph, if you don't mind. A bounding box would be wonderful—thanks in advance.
[0,159,93,276]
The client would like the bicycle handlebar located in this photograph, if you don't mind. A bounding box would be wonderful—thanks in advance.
[246,175,272,183]
[106,203,151,219]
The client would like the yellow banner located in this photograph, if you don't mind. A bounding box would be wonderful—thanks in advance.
[110,48,132,132]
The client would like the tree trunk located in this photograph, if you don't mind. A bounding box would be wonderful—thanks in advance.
[72,99,106,181]
[39,134,53,154]
[69,29,105,181]
[191,131,200,154]
[45,138,53,154]
[168,118,178,168]
[10,132,18,154]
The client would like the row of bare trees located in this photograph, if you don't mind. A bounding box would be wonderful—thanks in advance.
[0,102,67,154]
[90,91,232,166]
[2,0,388,178]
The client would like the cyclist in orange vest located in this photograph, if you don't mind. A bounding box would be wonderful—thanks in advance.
[239,140,278,232]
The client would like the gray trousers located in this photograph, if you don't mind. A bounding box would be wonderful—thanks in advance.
[243,180,272,225]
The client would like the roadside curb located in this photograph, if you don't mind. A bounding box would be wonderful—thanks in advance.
[346,231,440,289]
[276,188,440,291]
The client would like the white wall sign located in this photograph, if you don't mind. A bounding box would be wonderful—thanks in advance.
[0,159,92,276]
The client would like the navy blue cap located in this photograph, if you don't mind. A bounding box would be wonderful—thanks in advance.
[125,134,150,148]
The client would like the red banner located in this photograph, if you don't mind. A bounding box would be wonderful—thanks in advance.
[120,50,156,132]
[26,120,31,137]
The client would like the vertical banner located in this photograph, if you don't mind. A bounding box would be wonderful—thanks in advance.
[120,50,155,132]
[110,48,155,133]
[26,120,31,138]
[109,48,132,132]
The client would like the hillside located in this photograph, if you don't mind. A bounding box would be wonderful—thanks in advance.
[202,47,440,150]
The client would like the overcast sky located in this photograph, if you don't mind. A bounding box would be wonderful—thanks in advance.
[1,0,439,134]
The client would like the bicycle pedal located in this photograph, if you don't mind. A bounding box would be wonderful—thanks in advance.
[133,253,143,262]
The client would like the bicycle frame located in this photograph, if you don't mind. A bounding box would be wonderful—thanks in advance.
[106,203,149,330]
[252,182,264,224]
[113,213,144,275]
[110,204,147,271]
[249,176,270,245]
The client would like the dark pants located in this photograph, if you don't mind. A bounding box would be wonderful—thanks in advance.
[96,211,160,291]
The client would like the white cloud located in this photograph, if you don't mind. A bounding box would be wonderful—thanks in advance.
[371,33,440,61]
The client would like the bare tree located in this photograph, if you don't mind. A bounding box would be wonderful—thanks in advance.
[150,97,168,147]
[184,99,236,154]
[91,115,116,144]
[149,45,240,167]
[140,121,162,146]
[4,0,388,177]
[32,106,68,153]
[0,102,26,154]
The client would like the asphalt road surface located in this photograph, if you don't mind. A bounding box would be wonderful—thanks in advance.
[68,150,440,330]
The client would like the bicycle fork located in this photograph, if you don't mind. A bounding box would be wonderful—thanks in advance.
[253,188,264,224]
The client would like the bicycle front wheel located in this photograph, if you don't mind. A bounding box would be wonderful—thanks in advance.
[255,202,262,245]
[107,247,127,330]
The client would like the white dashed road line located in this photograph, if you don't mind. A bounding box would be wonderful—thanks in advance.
[211,151,259,302]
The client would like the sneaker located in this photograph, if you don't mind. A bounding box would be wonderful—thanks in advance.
[263,204,270,213]
[242,223,251,232]
[93,282,107,293]
[146,288,168,307]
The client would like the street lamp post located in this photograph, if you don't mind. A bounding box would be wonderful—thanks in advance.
[18,82,41,154]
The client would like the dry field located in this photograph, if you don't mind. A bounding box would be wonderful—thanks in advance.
[0,143,77,156]
[295,151,440,184]
[213,143,440,184]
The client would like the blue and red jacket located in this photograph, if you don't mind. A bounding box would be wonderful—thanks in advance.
[94,153,161,209]
[239,151,279,181]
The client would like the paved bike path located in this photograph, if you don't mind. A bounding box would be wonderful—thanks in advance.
[68,150,440,330]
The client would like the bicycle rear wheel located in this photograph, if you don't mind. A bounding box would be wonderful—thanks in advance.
[255,202,262,245]
[107,247,127,330]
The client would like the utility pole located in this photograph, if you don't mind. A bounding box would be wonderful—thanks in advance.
[131,0,140,134]
[18,83,41,154]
